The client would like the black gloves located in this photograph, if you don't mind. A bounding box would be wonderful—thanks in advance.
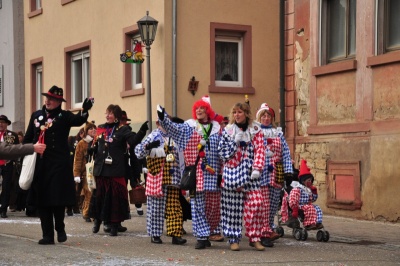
[146,140,160,150]
[139,121,149,132]
[157,105,165,121]
[82,97,94,111]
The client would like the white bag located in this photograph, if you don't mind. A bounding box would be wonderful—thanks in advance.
[19,152,37,190]
[86,158,96,191]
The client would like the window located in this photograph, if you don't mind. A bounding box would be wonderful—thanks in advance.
[28,0,42,18]
[35,65,43,109]
[121,25,144,98]
[320,0,356,64]
[209,23,254,94]
[30,57,43,112]
[215,36,243,88]
[65,41,91,109]
[377,0,400,54]
[71,50,90,108]
[131,38,143,89]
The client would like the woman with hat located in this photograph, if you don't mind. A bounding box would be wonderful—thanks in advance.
[23,85,93,244]
[157,95,222,250]
[255,103,293,247]
[288,159,323,229]
[73,121,97,222]
[218,102,266,251]
[90,104,148,236]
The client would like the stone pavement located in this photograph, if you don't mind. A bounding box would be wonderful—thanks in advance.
[0,207,399,265]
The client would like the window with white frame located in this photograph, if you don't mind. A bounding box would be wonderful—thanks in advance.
[131,37,143,89]
[376,0,400,54]
[35,0,41,9]
[35,65,43,109]
[215,36,243,88]
[320,0,356,64]
[71,50,90,108]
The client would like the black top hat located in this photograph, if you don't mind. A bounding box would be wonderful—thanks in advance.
[121,111,131,121]
[42,85,66,102]
[0,115,11,125]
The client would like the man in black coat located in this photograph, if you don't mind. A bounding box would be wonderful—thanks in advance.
[0,115,20,218]
[23,85,93,245]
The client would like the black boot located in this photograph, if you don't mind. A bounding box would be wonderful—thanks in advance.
[172,236,187,245]
[103,223,111,233]
[92,219,101,233]
[109,224,118,237]
[195,240,210,249]
[118,223,127,232]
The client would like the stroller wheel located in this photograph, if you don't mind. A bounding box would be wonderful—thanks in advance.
[294,229,302,241]
[276,227,285,237]
[316,230,324,242]
[300,229,308,241]
[322,231,330,242]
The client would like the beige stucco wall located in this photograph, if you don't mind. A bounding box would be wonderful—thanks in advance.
[24,0,279,131]
[24,0,167,131]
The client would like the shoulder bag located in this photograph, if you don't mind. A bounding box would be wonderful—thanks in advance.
[19,152,37,190]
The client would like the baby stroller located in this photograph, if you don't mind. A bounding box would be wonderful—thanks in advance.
[276,169,330,242]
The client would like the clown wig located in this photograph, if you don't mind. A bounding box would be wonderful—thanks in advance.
[192,99,216,121]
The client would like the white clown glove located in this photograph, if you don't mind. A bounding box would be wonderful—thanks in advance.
[142,167,149,174]
[234,131,244,144]
[250,170,260,180]
[74,177,81,183]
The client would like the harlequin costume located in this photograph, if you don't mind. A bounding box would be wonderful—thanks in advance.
[135,126,187,245]
[218,120,266,247]
[256,103,293,243]
[158,96,222,249]
[286,159,323,228]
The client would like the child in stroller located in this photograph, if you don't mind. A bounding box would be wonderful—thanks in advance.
[280,159,329,242]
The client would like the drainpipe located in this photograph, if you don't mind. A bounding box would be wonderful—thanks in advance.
[279,0,286,134]
[172,0,177,116]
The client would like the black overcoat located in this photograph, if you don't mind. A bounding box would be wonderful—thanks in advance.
[23,105,88,207]
[93,123,146,177]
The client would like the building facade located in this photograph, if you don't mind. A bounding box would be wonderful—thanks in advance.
[23,0,280,132]
[286,0,400,222]
[0,0,25,132]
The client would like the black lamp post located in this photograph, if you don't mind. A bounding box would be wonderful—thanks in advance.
[137,11,158,131]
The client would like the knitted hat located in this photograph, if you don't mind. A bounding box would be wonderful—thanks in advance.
[192,95,216,121]
[298,159,314,184]
[256,103,275,121]
[84,121,97,135]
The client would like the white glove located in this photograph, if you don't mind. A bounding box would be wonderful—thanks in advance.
[250,170,260,180]
[142,167,148,174]
[74,176,81,183]
[234,131,244,143]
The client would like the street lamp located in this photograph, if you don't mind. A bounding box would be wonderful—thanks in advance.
[137,11,158,131]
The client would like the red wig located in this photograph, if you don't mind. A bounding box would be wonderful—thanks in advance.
[192,100,216,121]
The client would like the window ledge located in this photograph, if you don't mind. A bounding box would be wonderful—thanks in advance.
[208,85,255,94]
[28,8,43,18]
[61,0,76,5]
[120,88,145,98]
[307,122,370,135]
[312,60,357,76]
[367,51,400,67]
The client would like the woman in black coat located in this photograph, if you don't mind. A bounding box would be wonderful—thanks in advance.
[90,104,148,236]
[23,85,93,245]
